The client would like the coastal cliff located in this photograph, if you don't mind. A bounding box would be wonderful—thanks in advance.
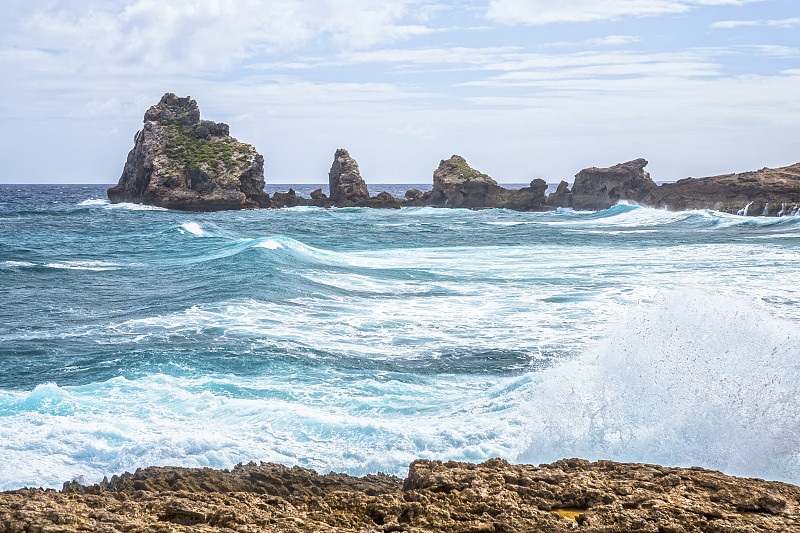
[107,93,269,211]
[3,458,799,532]
[550,159,800,216]
[648,162,800,216]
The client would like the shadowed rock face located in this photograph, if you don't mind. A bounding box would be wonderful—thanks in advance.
[550,159,800,216]
[646,162,800,216]
[328,148,370,206]
[430,155,551,211]
[569,158,656,211]
[3,458,799,532]
[107,93,269,211]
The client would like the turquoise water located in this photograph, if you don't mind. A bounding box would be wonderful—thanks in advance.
[1,184,800,490]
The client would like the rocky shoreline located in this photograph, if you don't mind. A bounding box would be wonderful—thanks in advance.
[3,458,799,532]
[108,93,800,216]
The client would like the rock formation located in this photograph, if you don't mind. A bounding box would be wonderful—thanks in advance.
[429,155,551,211]
[547,180,573,208]
[328,149,370,207]
[3,458,799,532]
[646,162,800,216]
[107,93,269,211]
[107,94,799,215]
[568,158,656,211]
[550,158,800,216]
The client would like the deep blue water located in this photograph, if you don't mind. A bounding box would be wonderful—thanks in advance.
[1,184,799,489]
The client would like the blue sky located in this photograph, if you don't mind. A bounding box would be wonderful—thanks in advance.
[1,0,798,184]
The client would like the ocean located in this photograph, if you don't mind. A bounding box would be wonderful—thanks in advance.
[1,183,799,491]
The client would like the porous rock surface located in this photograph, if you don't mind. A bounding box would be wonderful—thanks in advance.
[567,158,656,211]
[646,162,800,216]
[328,148,370,206]
[3,458,798,532]
[107,93,269,211]
[550,159,800,216]
[429,155,551,211]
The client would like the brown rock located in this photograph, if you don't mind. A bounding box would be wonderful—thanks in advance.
[4,458,799,532]
[547,180,573,208]
[107,93,269,211]
[571,158,656,210]
[646,162,800,216]
[328,148,370,206]
[430,155,551,211]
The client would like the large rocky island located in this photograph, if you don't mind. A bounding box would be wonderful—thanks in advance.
[109,93,800,215]
[107,94,269,211]
[3,458,799,532]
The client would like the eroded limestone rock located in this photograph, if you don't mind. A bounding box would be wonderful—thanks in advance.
[647,162,800,216]
[430,155,550,211]
[570,158,656,210]
[328,148,370,206]
[3,458,798,532]
[107,93,268,211]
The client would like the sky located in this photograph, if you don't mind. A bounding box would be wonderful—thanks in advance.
[1,0,798,185]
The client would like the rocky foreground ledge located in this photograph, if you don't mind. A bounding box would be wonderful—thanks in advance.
[3,459,799,532]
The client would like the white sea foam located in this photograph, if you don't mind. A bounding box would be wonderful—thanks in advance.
[1,260,36,269]
[78,198,109,206]
[179,222,205,237]
[44,260,119,271]
[256,239,282,250]
[105,202,168,211]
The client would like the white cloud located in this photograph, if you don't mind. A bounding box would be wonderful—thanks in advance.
[487,0,764,25]
[587,35,643,46]
[15,0,434,74]
[712,17,800,28]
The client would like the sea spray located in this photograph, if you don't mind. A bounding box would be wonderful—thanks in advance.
[519,289,800,482]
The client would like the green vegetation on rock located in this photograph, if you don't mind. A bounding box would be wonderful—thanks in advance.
[442,155,490,180]
[159,119,243,178]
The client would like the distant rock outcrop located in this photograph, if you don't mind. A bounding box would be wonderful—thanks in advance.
[646,162,800,216]
[568,158,656,211]
[328,149,370,207]
[108,94,269,211]
[550,158,800,216]
[109,96,798,216]
[430,155,550,211]
[546,181,572,208]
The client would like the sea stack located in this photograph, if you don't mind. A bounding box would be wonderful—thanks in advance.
[569,158,656,211]
[107,93,269,211]
[328,149,369,207]
[430,155,550,211]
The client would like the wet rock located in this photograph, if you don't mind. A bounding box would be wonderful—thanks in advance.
[571,158,656,210]
[646,162,800,216]
[430,155,551,211]
[367,191,403,209]
[107,93,269,211]
[547,180,573,208]
[4,458,798,532]
[310,188,327,200]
